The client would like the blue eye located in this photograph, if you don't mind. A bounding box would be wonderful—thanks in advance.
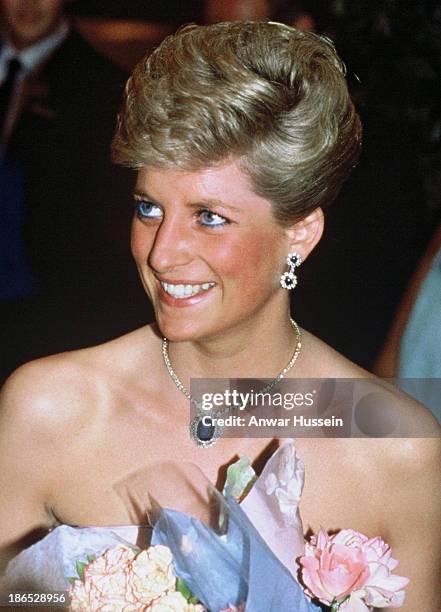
[198,209,228,227]
[135,201,162,219]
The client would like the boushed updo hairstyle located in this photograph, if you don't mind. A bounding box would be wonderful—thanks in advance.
[112,21,361,224]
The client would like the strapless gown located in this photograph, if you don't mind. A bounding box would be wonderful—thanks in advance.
[4,440,310,605]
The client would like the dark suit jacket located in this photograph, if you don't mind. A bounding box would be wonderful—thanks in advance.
[8,30,129,294]
[1,29,149,367]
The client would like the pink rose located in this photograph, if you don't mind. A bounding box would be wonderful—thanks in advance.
[350,534,409,608]
[299,529,409,610]
[300,529,370,605]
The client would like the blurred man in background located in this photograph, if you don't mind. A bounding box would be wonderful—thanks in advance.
[0,0,143,382]
[204,0,268,22]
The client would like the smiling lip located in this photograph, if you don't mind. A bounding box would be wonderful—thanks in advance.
[157,279,216,308]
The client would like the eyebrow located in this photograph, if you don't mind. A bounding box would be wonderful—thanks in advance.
[132,191,243,214]
[189,199,242,213]
[133,189,158,202]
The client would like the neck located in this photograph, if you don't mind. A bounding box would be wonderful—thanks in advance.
[166,307,299,384]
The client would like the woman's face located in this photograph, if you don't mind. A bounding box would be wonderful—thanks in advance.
[132,161,292,342]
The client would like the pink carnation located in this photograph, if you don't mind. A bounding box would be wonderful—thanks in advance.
[299,528,409,610]
[70,545,137,611]
[69,544,182,611]
[69,544,208,611]
[147,591,206,611]
[128,545,176,605]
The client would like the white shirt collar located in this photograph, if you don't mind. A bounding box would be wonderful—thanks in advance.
[0,20,69,76]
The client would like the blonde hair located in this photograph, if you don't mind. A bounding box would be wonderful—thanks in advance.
[112,21,361,224]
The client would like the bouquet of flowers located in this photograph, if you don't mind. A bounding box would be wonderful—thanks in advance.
[68,442,320,611]
[69,491,318,611]
[4,441,409,611]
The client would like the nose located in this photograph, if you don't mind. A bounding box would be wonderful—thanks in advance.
[147,215,194,274]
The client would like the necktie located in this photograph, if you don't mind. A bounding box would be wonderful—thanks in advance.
[0,57,21,132]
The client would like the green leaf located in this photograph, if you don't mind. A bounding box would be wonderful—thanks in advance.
[176,578,192,602]
[331,595,350,611]
[176,577,201,605]
[76,560,87,581]
[68,577,76,585]
[86,554,96,563]
[223,457,257,499]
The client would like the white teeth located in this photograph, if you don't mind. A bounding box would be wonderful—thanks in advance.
[161,281,214,299]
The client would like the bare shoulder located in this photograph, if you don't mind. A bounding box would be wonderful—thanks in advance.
[1,351,99,437]
[0,324,161,436]
[349,436,441,482]
[300,328,439,434]
[0,326,162,568]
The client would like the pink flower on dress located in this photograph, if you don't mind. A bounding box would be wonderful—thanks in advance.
[220,603,245,612]
[299,528,409,610]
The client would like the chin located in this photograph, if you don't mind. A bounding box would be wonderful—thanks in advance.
[158,324,206,343]
[156,315,218,343]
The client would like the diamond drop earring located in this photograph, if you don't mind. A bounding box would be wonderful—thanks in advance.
[280,252,302,290]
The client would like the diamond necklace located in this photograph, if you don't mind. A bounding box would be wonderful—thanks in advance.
[162,318,302,447]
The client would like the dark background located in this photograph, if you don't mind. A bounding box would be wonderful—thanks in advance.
[69,0,204,23]
[2,0,441,376]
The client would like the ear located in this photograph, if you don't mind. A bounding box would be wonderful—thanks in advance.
[285,207,324,262]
